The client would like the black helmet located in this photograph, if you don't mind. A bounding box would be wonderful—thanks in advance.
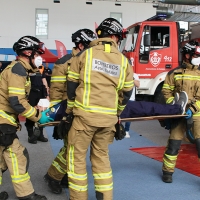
[96,18,123,40]
[13,36,45,55]
[71,29,97,46]
[182,40,200,56]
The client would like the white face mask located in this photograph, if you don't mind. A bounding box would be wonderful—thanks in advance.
[34,56,43,68]
[191,57,200,66]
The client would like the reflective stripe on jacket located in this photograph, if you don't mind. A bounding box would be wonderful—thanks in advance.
[162,61,200,114]
[49,48,78,105]
[0,58,41,126]
[67,38,134,127]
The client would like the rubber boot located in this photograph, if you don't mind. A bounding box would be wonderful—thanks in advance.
[0,191,8,200]
[37,127,48,142]
[162,171,173,183]
[44,173,62,194]
[96,191,103,200]
[18,193,47,200]
[26,127,37,144]
[60,174,69,188]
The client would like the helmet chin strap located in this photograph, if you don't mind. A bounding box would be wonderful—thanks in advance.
[21,51,37,69]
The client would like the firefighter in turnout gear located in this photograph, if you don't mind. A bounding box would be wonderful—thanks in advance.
[162,40,200,183]
[0,36,54,200]
[44,29,97,194]
[25,64,49,144]
[66,18,134,200]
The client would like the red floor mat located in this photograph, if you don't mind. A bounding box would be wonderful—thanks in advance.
[130,144,200,177]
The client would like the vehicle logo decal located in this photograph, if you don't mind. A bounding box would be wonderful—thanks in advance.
[150,52,162,67]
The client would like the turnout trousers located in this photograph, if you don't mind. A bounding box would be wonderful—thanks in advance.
[0,138,34,198]
[162,114,200,173]
[47,136,68,181]
[67,116,115,200]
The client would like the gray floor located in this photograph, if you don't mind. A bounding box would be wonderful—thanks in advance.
[1,120,198,200]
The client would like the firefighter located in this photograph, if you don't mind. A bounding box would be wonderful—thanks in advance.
[0,35,54,200]
[25,63,49,144]
[66,18,134,200]
[161,40,200,183]
[43,29,97,194]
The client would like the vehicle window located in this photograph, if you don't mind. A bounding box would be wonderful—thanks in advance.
[120,25,140,52]
[139,26,170,64]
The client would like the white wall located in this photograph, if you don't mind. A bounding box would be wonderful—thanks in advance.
[0,0,155,50]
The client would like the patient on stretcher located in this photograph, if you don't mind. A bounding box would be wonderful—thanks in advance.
[120,91,188,119]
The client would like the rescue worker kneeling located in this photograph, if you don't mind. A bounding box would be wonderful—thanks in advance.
[161,40,200,183]
[0,36,54,200]
[66,18,134,200]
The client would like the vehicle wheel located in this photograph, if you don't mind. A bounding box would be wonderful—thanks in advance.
[154,91,165,104]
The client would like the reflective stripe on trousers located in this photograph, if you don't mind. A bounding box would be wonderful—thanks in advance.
[67,116,115,200]
[0,138,34,198]
[48,137,68,181]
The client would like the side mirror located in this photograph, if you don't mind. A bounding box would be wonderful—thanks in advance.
[144,34,150,54]
[144,34,150,46]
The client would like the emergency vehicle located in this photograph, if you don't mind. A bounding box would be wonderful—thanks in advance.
[120,20,186,103]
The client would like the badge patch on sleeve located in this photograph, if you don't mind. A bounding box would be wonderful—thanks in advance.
[92,59,120,77]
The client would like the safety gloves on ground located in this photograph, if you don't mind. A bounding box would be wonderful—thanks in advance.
[185,109,192,119]
[57,112,74,139]
[114,117,126,140]
[38,109,54,124]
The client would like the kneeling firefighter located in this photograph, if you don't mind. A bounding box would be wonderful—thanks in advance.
[0,35,53,200]
[25,63,49,144]
[161,40,200,183]
[43,28,97,194]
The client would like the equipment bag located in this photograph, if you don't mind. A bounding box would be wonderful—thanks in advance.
[0,124,18,147]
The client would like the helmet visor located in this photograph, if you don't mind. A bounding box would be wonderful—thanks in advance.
[38,42,45,54]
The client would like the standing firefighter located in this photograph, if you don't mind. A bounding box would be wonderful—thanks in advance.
[44,29,97,194]
[66,18,134,200]
[161,40,200,183]
[0,36,53,200]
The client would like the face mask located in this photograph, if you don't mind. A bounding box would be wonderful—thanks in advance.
[34,56,43,68]
[191,57,200,66]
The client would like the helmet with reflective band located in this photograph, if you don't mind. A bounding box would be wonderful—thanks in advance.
[182,40,200,56]
[96,18,123,41]
[13,36,45,55]
[71,29,97,46]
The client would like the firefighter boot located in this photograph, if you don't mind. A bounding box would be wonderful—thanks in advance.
[44,173,62,194]
[162,171,173,183]
[18,193,47,200]
[96,191,103,200]
[60,174,69,188]
[26,127,37,144]
[37,127,48,142]
[0,191,8,200]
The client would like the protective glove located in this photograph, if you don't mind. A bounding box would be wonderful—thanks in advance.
[185,109,192,119]
[57,112,74,139]
[163,119,171,130]
[52,126,60,140]
[38,109,54,124]
[114,117,126,141]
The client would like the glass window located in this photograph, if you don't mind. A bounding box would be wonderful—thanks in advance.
[139,26,170,63]
[110,12,122,24]
[120,25,140,52]
[36,9,48,39]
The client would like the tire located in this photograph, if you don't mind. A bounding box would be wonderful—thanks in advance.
[154,91,165,104]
